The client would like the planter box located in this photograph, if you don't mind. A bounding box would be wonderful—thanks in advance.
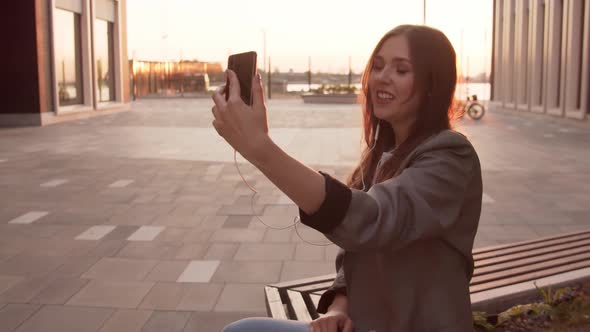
[301,93,359,104]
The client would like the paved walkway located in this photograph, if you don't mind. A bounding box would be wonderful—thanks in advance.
[0,98,588,331]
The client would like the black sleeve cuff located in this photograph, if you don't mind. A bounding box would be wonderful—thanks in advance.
[299,171,353,234]
[317,286,347,314]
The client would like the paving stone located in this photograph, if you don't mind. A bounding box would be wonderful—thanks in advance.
[141,311,192,332]
[262,204,299,216]
[177,260,220,283]
[0,275,24,296]
[85,240,127,257]
[247,214,294,229]
[40,179,69,187]
[325,245,342,261]
[145,261,189,282]
[82,258,158,281]
[153,227,191,242]
[7,212,49,225]
[0,304,40,332]
[182,229,214,243]
[14,304,113,332]
[294,243,326,261]
[214,283,268,312]
[102,225,138,241]
[262,228,294,243]
[209,229,266,243]
[109,179,135,188]
[139,282,187,310]
[30,277,90,304]
[151,214,202,227]
[211,261,282,284]
[222,215,254,228]
[21,238,96,258]
[203,243,239,260]
[280,261,335,282]
[75,225,117,240]
[195,205,221,216]
[195,216,227,231]
[174,243,208,260]
[98,309,153,332]
[108,204,174,226]
[477,225,540,244]
[127,226,165,241]
[176,283,224,311]
[234,243,295,261]
[117,242,182,260]
[67,280,155,308]
[0,274,58,303]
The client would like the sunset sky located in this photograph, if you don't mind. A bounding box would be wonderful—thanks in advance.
[127,0,493,76]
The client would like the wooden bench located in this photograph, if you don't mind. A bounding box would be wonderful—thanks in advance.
[265,229,590,321]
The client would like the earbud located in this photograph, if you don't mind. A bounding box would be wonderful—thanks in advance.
[362,121,380,192]
[374,121,381,143]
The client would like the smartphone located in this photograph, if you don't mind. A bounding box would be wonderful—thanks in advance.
[225,51,257,105]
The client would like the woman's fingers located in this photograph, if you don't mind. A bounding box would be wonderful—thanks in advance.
[310,318,339,332]
[251,72,265,109]
[212,119,224,137]
[226,69,242,102]
[211,106,221,120]
[342,318,354,332]
[326,319,338,332]
[212,85,227,109]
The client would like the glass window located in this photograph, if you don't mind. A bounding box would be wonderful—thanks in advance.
[95,19,115,102]
[54,8,83,106]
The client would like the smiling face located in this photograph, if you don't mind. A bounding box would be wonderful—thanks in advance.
[369,35,423,127]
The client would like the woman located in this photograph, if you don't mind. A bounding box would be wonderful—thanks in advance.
[213,24,482,332]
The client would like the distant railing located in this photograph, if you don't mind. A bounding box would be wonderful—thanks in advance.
[129,60,223,99]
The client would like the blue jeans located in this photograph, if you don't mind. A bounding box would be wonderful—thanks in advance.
[222,317,310,332]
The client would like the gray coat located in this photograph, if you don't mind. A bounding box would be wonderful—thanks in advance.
[301,129,482,332]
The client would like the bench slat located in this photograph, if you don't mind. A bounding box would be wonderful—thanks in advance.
[272,274,336,289]
[292,281,335,293]
[267,229,590,321]
[264,286,288,320]
[310,293,322,309]
[287,289,313,322]
[473,232,590,260]
[475,238,590,270]
[471,251,590,285]
[470,260,590,293]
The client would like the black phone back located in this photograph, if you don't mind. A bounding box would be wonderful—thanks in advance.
[225,51,257,105]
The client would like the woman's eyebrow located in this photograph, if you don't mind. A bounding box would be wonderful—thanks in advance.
[374,55,411,63]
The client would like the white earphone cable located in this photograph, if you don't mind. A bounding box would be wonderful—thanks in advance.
[232,122,379,247]
[233,150,333,246]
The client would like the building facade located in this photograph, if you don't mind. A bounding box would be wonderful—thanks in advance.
[1,0,130,126]
[491,0,589,121]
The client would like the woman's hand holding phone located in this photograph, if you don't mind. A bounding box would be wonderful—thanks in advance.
[211,69,271,163]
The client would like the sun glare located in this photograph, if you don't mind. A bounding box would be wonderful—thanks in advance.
[127,0,492,76]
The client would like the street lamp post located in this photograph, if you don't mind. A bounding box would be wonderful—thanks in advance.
[308,56,312,92]
[348,56,352,88]
[423,0,426,25]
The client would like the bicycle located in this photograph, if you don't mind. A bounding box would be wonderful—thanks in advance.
[458,94,486,120]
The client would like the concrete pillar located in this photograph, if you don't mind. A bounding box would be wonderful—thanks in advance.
[492,0,504,103]
[580,0,590,119]
[514,0,529,109]
[528,0,546,112]
[502,0,516,107]
[545,0,564,114]
[563,0,586,119]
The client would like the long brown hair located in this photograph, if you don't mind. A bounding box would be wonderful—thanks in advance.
[347,25,461,190]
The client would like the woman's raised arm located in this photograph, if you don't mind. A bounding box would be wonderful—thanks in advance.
[211,70,326,216]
